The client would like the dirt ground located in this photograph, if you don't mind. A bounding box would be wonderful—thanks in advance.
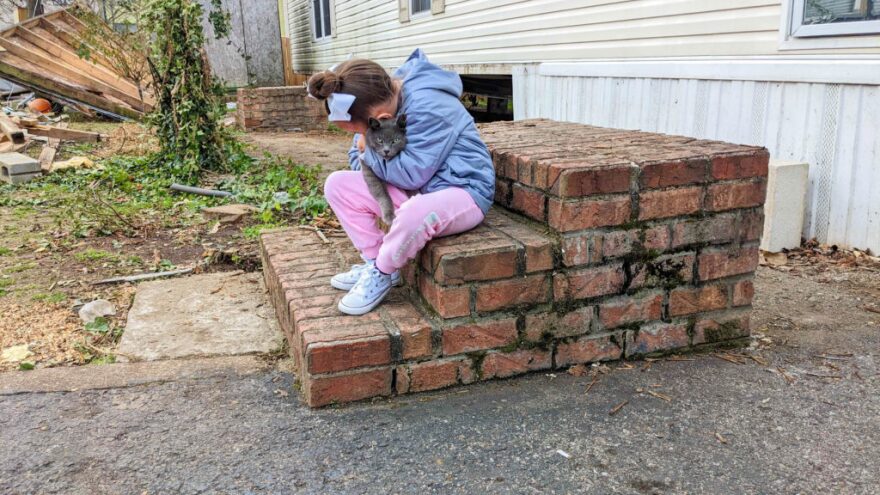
[0,125,351,371]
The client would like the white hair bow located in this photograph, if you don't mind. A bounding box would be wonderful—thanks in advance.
[327,93,355,121]
[305,53,356,121]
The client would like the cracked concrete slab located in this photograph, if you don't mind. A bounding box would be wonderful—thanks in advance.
[117,271,283,361]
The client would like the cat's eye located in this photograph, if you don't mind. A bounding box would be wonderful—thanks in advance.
[376,138,383,144]
[393,138,400,143]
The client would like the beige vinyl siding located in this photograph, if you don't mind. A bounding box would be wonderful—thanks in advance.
[285,0,880,72]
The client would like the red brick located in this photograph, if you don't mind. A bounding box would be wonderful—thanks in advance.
[383,303,434,360]
[554,264,626,300]
[494,179,511,206]
[711,152,769,180]
[482,210,554,273]
[639,187,702,220]
[706,181,766,212]
[698,246,760,281]
[511,184,546,221]
[554,164,632,197]
[407,360,460,392]
[475,274,550,312]
[395,365,411,394]
[669,285,728,317]
[740,209,765,242]
[548,196,631,232]
[458,359,477,384]
[693,313,750,345]
[561,233,601,267]
[442,318,518,355]
[629,253,695,289]
[434,247,518,284]
[625,323,689,357]
[419,276,470,318]
[732,279,755,307]
[306,337,390,374]
[599,292,663,328]
[480,349,552,379]
[555,334,622,367]
[671,214,737,248]
[640,159,707,189]
[602,230,639,259]
[524,306,594,341]
[645,225,671,251]
[304,368,392,407]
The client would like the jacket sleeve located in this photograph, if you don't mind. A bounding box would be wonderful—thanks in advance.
[361,104,455,191]
[347,134,361,171]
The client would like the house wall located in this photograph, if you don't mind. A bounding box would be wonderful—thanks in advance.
[514,65,880,252]
[284,0,880,251]
[284,0,880,71]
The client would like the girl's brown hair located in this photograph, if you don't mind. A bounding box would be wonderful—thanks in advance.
[307,59,394,124]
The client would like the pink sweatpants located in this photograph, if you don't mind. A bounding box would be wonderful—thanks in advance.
[324,170,485,274]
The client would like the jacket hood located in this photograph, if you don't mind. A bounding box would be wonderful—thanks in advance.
[394,49,462,98]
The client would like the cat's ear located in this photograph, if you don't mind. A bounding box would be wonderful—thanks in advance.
[368,117,381,130]
[396,113,407,129]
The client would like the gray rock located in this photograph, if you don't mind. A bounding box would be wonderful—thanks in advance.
[78,299,116,324]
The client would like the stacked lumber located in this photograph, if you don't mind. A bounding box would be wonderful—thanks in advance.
[0,7,153,120]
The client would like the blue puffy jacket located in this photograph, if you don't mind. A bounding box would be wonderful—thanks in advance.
[347,49,495,214]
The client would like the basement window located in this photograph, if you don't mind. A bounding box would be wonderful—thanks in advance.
[790,0,880,37]
[313,0,332,40]
[411,0,431,16]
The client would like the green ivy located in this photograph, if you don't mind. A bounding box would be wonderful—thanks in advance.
[143,0,236,182]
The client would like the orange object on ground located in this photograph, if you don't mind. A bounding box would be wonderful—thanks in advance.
[28,98,51,114]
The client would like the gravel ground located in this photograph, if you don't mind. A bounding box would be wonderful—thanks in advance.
[1,264,877,495]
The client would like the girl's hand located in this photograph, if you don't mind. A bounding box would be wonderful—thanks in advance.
[357,135,366,153]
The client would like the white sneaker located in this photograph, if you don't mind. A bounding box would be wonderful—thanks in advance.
[331,260,400,290]
[338,266,392,315]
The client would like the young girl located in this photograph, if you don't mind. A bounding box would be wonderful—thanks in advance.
[307,48,494,316]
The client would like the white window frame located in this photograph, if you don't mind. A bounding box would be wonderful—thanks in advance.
[410,0,432,19]
[790,0,880,37]
[399,0,444,23]
[312,0,335,41]
[779,0,880,50]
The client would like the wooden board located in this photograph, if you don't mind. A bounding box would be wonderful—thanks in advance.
[0,7,152,120]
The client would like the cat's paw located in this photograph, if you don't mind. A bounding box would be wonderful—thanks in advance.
[382,211,396,225]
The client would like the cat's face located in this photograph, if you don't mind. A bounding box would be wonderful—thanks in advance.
[365,114,407,160]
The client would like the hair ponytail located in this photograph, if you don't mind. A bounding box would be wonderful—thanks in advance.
[306,59,394,124]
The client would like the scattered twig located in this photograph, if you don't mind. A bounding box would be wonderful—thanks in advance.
[776,366,795,384]
[585,376,598,395]
[609,400,628,416]
[93,267,194,285]
[862,306,880,315]
[646,390,672,402]
[805,372,843,379]
[813,354,851,361]
[749,355,769,366]
[90,179,138,232]
[82,342,137,361]
[714,432,728,444]
[298,225,329,244]
[666,355,694,362]
[713,352,747,365]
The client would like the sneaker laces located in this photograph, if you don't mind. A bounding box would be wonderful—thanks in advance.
[350,266,387,297]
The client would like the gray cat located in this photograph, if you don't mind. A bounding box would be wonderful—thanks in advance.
[360,114,407,225]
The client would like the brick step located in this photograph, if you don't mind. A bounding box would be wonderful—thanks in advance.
[262,120,768,407]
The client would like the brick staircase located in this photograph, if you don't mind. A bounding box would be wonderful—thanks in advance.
[261,119,768,407]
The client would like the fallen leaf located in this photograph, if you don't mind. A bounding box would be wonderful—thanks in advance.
[1,344,32,363]
[567,364,588,377]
